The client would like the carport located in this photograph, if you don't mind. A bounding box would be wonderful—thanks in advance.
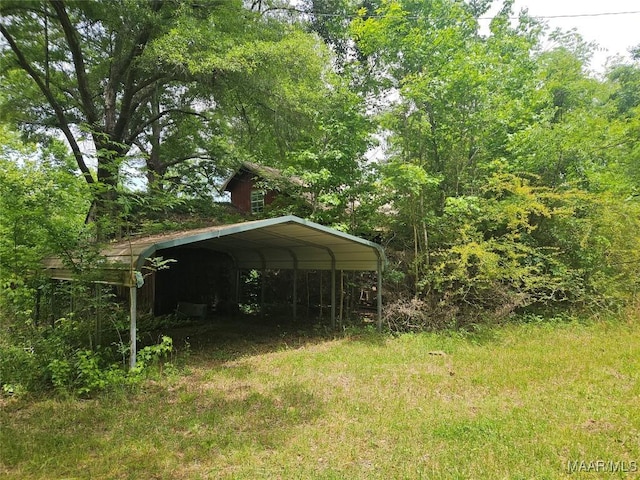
[44,215,386,368]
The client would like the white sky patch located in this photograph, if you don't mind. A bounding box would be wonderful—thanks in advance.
[481,0,640,72]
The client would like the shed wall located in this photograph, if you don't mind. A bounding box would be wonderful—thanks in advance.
[229,171,278,213]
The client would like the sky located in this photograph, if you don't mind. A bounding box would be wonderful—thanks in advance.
[483,0,640,71]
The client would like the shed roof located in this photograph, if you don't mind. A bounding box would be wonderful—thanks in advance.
[220,161,305,193]
[44,215,386,287]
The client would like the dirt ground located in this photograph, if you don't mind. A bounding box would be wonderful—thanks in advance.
[138,312,337,358]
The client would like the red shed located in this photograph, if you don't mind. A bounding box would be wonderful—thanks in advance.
[221,161,303,214]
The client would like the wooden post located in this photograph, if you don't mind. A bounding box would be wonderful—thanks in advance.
[235,268,241,304]
[95,284,102,348]
[50,280,56,328]
[319,271,323,319]
[260,269,266,318]
[305,271,310,317]
[35,286,41,327]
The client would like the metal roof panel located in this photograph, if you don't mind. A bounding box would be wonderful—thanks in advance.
[44,216,385,285]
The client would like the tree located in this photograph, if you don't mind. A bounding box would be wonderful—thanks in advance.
[0,0,334,238]
[606,55,640,192]
[348,0,640,315]
[0,122,87,318]
[350,0,542,285]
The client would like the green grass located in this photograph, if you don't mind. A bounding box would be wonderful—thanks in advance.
[1,317,639,479]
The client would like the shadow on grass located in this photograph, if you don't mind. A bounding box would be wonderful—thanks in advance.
[139,313,345,366]
[0,379,325,478]
[148,313,510,364]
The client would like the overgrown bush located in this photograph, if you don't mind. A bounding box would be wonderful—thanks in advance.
[1,277,176,397]
[47,336,174,397]
[1,322,175,397]
[47,349,131,397]
[390,173,640,324]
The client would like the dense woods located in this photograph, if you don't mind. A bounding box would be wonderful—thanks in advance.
[2,0,640,393]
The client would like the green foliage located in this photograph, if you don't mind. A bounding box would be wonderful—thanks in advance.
[1,308,176,397]
[0,128,88,320]
[346,0,640,324]
[0,343,39,396]
[46,335,174,397]
[131,336,174,374]
[1,0,342,235]
[424,174,569,314]
[0,129,177,397]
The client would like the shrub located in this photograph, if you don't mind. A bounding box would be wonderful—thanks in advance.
[0,343,40,394]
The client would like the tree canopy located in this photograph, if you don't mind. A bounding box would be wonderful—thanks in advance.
[0,0,344,237]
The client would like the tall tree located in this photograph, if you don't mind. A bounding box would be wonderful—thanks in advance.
[0,0,332,238]
[351,0,542,283]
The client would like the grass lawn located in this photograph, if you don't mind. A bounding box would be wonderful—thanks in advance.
[1,316,639,479]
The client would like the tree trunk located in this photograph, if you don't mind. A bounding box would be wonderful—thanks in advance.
[92,136,126,241]
[146,86,165,190]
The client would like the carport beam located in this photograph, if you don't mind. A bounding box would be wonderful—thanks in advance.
[129,286,137,370]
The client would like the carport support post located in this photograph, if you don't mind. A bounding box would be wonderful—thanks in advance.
[235,268,241,304]
[377,258,383,331]
[292,267,298,321]
[129,286,137,370]
[261,269,266,318]
[331,261,336,329]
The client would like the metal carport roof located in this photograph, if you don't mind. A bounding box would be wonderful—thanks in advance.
[44,215,386,286]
